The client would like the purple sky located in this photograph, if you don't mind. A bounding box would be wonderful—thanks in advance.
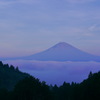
[0,0,100,57]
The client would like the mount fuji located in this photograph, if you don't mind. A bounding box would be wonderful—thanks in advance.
[22,42,100,62]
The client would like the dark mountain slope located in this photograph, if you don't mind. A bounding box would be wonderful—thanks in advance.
[0,61,30,90]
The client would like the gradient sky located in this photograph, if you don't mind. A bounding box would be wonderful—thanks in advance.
[0,0,100,57]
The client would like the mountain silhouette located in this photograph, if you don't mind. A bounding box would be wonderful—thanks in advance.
[22,42,100,62]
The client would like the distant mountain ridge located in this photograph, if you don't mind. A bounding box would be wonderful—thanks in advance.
[21,42,100,62]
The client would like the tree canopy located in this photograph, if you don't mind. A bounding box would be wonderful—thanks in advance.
[0,61,100,100]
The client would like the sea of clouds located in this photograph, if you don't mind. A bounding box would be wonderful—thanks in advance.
[3,60,100,86]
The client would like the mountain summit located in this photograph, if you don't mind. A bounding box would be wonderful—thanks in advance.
[22,42,100,62]
[52,42,73,48]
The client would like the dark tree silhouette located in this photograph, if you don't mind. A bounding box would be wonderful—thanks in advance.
[1,61,100,100]
[13,76,52,100]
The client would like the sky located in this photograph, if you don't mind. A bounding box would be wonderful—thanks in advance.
[0,0,100,57]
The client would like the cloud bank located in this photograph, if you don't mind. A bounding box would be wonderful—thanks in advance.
[3,60,100,85]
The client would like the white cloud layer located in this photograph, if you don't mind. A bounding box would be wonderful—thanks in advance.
[3,60,100,85]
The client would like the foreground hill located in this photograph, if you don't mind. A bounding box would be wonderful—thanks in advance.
[22,42,100,62]
[51,71,100,100]
[0,60,100,100]
[0,61,30,90]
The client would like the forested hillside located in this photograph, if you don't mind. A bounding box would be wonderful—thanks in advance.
[0,61,30,90]
[51,71,100,100]
[0,61,100,100]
